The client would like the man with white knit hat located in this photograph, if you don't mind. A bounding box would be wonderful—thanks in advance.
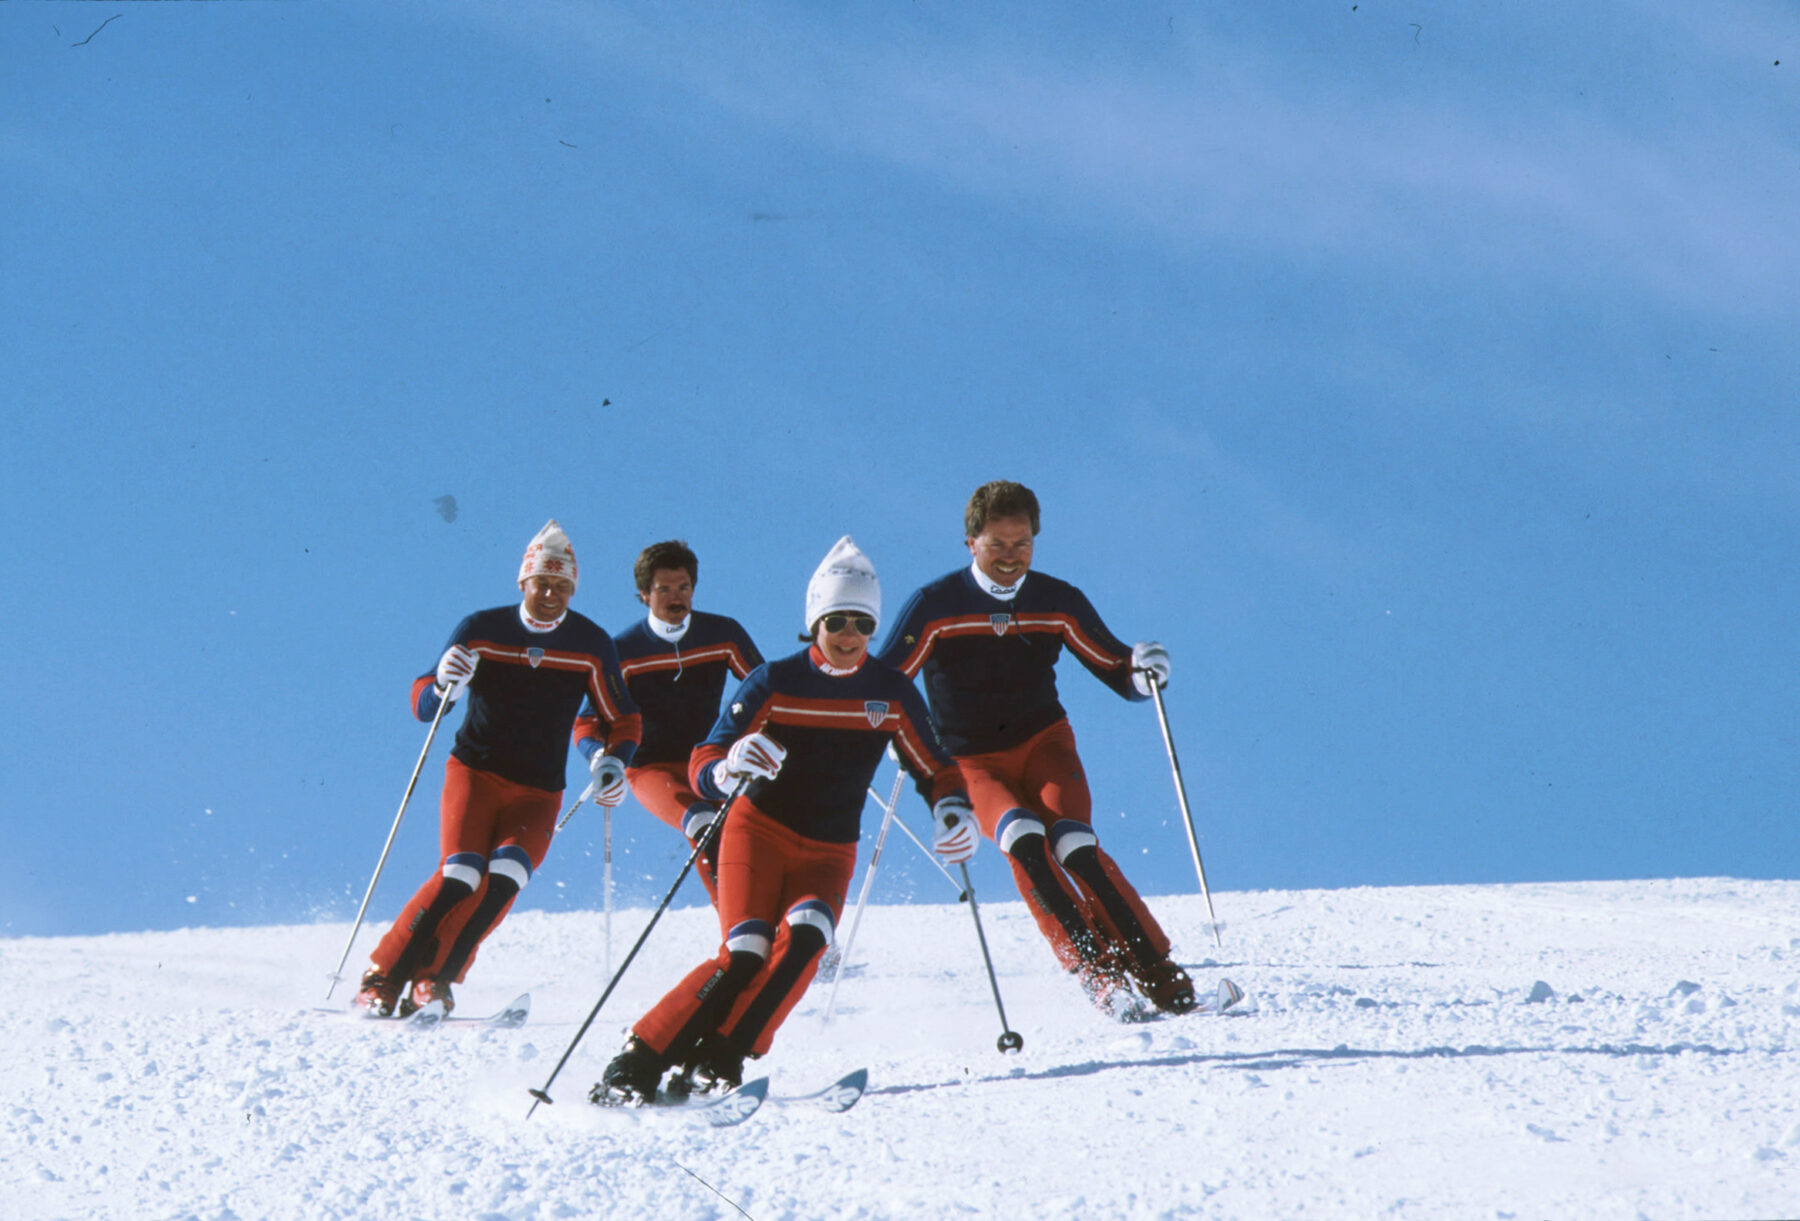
[591,536,973,1105]
[356,520,641,1020]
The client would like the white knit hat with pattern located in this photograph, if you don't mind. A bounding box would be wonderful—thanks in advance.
[805,535,880,632]
[519,519,578,590]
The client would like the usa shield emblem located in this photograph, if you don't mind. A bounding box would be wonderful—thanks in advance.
[526,647,545,669]
[863,700,890,728]
[989,613,1011,635]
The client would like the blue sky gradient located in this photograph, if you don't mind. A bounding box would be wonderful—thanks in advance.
[4,2,1794,936]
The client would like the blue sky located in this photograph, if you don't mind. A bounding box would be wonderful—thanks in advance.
[4,2,1794,938]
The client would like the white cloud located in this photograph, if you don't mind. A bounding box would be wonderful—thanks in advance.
[497,1,1800,316]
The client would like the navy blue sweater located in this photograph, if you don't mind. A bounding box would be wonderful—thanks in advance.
[585,611,763,768]
[412,605,639,793]
[689,646,964,844]
[874,567,1143,756]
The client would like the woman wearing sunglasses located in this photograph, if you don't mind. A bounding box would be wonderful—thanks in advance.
[592,535,973,1105]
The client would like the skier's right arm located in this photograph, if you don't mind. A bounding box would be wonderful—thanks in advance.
[411,616,480,721]
[871,587,933,677]
[689,665,776,802]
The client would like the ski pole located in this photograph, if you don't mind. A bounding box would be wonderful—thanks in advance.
[821,759,907,1025]
[526,777,748,1117]
[324,686,456,1000]
[603,802,614,982]
[555,783,593,833]
[959,863,1023,1054]
[889,810,970,898]
[1145,676,1223,948]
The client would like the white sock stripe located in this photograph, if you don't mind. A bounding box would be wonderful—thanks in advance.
[1049,820,1099,862]
[726,919,774,959]
[786,900,836,946]
[489,852,531,889]
[441,858,484,890]
[996,809,1046,855]
[682,804,719,839]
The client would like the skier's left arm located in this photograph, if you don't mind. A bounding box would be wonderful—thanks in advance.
[572,634,642,771]
[727,619,766,679]
[888,680,962,803]
[1059,585,1169,702]
[888,680,976,862]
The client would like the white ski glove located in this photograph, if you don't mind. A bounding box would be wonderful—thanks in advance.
[1130,641,1170,696]
[435,645,479,701]
[588,753,628,807]
[931,795,979,864]
[712,731,786,791]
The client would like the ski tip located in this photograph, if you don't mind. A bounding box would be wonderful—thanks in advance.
[699,1076,769,1127]
[1216,978,1254,1014]
[490,992,532,1027]
[815,1068,869,1113]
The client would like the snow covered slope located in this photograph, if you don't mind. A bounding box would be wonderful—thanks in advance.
[5,879,1798,1220]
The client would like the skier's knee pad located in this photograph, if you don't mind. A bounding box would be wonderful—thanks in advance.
[487,845,532,893]
[1048,820,1100,868]
[439,851,487,896]
[996,808,1048,858]
[682,803,719,842]
[783,899,835,959]
[724,918,775,963]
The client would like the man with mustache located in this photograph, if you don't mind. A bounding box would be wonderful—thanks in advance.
[575,540,763,900]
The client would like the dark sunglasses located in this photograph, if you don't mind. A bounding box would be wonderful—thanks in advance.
[822,613,877,636]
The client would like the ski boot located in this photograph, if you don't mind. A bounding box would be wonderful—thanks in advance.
[590,1036,671,1106]
[400,977,455,1021]
[1077,961,1149,1023]
[1130,955,1198,1015]
[354,970,402,1018]
[667,1035,744,1101]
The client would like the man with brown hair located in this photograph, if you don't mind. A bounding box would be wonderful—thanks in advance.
[575,540,762,899]
[876,481,1200,1019]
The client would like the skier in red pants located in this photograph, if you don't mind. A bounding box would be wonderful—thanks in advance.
[576,540,763,904]
[592,536,973,1104]
[357,520,640,1019]
[876,480,1202,1020]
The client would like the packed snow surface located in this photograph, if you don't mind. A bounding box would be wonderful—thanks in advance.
[6,878,1799,1220]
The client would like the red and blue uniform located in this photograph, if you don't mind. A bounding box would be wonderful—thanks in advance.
[573,612,762,899]
[372,605,640,990]
[875,566,1173,979]
[629,644,964,1063]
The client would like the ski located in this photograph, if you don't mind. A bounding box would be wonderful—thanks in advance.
[591,1077,770,1127]
[1197,978,1249,1015]
[769,1068,868,1114]
[686,1076,769,1126]
[409,992,532,1030]
[1102,977,1250,1023]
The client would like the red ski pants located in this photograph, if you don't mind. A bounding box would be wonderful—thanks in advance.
[626,761,720,902]
[371,756,559,984]
[634,801,855,1058]
[956,719,1169,971]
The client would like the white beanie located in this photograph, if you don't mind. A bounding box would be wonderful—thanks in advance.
[519,519,578,590]
[805,535,880,632]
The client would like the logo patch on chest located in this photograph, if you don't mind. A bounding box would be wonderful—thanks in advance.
[526,647,545,668]
[989,613,1012,635]
[863,700,890,728]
